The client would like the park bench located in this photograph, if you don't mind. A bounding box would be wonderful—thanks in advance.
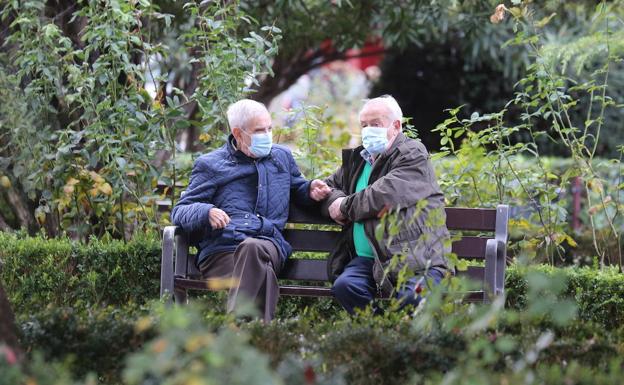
[160,200,510,304]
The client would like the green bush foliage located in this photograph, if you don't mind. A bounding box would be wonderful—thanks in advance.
[0,232,161,311]
[2,234,623,385]
[505,265,624,330]
[2,234,624,328]
[10,293,624,385]
[18,305,154,384]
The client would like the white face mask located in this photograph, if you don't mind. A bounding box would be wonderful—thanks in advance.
[361,126,389,154]
[240,129,273,158]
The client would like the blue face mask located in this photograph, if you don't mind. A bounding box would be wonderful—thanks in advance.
[361,126,388,155]
[247,131,272,158]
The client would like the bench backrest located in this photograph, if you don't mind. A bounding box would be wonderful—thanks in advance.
[279,205,508,288]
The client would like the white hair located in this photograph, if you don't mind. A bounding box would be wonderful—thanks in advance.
[360,95,403,124]
[226,99,269,131]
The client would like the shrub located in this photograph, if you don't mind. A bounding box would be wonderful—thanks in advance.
[13,297,624,385]
[0,232,161,312]
[3,232,624,331]
[18,305,154,383]
[505,265,624,329]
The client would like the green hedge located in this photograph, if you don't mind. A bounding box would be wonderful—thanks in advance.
[0,232,161,312]
[505,265,624,330]
[18,305,154,383]
[1,233,624,329]
[14,304,624,385]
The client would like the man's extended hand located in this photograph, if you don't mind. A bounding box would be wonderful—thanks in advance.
[328,197,348,225]
[309,179,332,201]
[208,207,230,229]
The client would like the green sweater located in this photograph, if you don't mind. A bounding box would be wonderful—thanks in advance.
[352,162,375,258]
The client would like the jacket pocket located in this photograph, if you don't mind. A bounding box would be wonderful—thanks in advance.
[327,227,353,282]
[389,220,423,247]
[373,257,394,297]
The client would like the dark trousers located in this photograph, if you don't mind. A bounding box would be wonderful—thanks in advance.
[332,256,444,314]
[199,238,282,322]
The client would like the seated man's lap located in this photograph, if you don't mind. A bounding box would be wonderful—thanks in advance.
[333,258,445,313]
[200,237,282,280]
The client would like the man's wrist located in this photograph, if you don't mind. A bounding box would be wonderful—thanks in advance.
[338,197,349,219]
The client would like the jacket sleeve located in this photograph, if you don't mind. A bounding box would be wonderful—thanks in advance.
[288,153,314,207]
[320,166,347,217]
[170,158,217,232]
[340,151,436,222]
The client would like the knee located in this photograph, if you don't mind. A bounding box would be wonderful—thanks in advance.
[332,274,355,299]
[238,238,260,251]
[236,238,266,259]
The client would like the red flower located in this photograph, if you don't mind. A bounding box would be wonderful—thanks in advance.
[304,364,316,384]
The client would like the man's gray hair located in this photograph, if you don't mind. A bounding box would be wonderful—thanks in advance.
[226,99,269,131]
[360,95,403,123]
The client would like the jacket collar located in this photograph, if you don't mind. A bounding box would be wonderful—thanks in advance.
[226,134,261,162]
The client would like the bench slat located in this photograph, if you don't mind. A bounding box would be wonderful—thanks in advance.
[280,285,332,297]
[452,236,488,258]
[283,229,340,252]
[279,259,484,283]
[462,265,484,283]
[288,204,334,225]
[280,259,328,281]
[285,229,489,259]
[445,207,496,231]
[278,286,485,302]
[287,206,498,231]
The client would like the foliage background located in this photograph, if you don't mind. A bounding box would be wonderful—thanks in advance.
[1,0,624,384]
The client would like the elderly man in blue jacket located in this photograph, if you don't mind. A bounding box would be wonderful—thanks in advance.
[171,99,331,321]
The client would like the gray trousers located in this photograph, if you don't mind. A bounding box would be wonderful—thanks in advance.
[199,237,282,322]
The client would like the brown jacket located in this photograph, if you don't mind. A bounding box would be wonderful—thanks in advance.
[321,132,451,291]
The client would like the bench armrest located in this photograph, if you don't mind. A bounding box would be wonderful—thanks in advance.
[160,226,178,298]
[494,204,509,297]
[160,226,191,297]
[484,238,507,303]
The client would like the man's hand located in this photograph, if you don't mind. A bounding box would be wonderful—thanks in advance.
[208,207,230,229]
[309,179,332,201]
[328,197,348,225]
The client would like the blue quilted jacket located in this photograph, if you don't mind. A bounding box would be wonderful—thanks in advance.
[171,135,313,265]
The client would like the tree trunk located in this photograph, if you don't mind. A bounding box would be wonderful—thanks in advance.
[4,187,34,233]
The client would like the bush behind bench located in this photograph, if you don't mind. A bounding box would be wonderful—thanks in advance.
[1,232,623,329]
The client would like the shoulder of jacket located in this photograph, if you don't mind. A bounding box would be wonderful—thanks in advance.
[272,144,293,155]
[271,144,295,161]
[194,147,228,169]
[397,137,429,158]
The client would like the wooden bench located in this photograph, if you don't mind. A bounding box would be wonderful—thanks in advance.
[160,204,510,304]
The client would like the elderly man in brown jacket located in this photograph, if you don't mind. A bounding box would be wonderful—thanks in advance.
[321,95,451,314]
